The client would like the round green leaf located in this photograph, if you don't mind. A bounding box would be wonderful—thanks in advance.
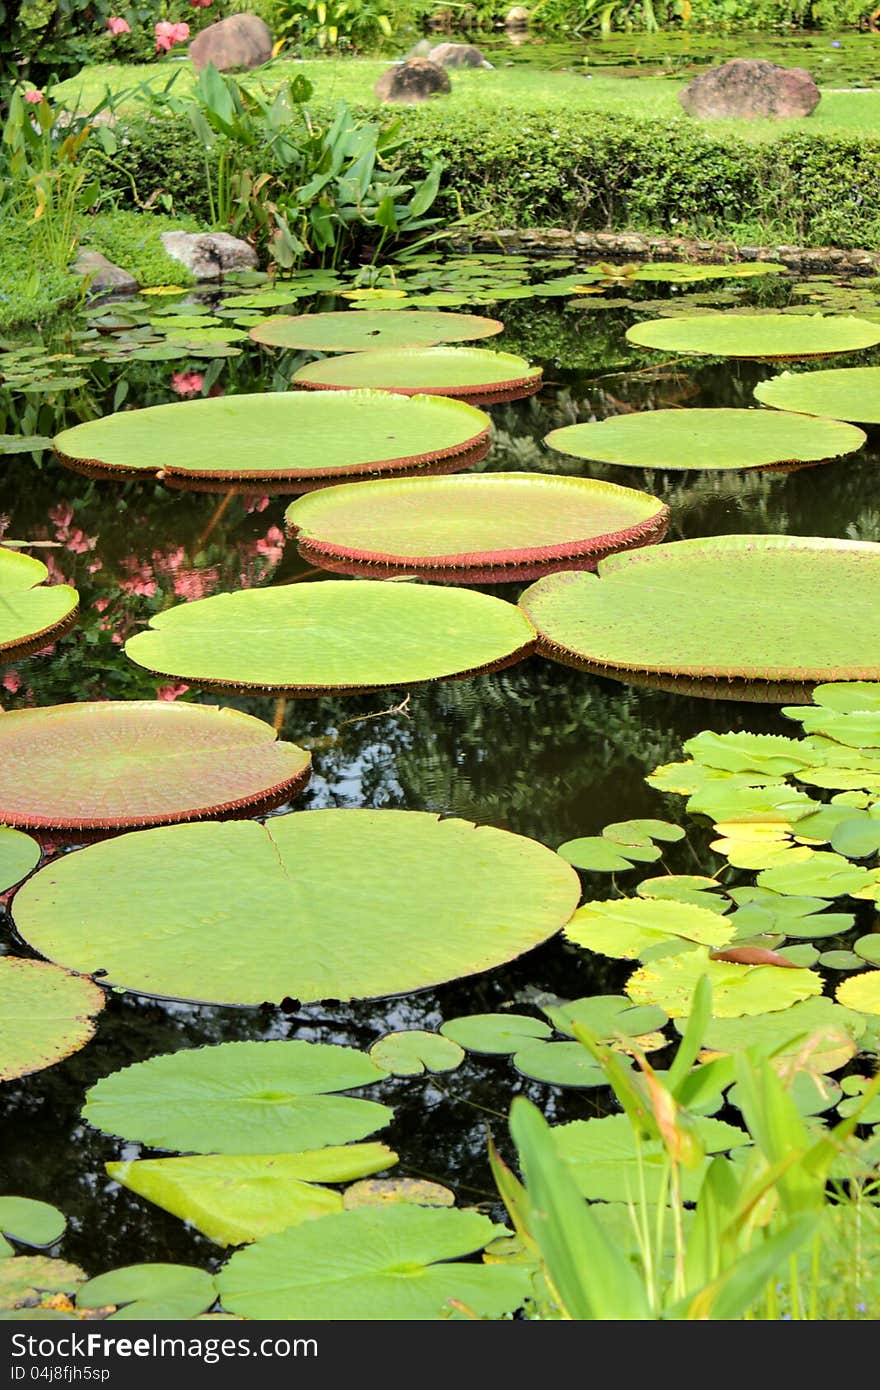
[685,730,813,777]
[511,1041,608,1087]
[125,581,536,694]
[285,473,669,583]
[811,682,880,714]
[545,408,864,471]
[541,993,668,1039]
[757,851,878,899]
[818,950,864,971]
[0,1198,65,1251]
[0,959,105,1082]
[0,1258,85,1313]
[54,391,491,488]
[728,1070,841,1116]
[249,310,503,352]
[836,970,880,1016]
[0,546,78,655]
[556,836,658,872]
[18,812,579,1007]
[626,949,822,1018]
[368,1031,464,1076]
[566,898,734,960]
[293,346,541,401]
[0,702,311,831]
[636,875,728,913]
[83,1039,391,1153]
[438,1012,551,1054]
[854,934,880,965]
[76,1264,216,1321]
[217,1206,527,1320]
[625,315,880,360]
[754,367,880,425]
[0,828,40,893]
[555,1114,749,1204]
[519,535,880,682]
[693,996,868,1066]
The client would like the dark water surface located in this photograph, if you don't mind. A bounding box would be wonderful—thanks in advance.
[1,268,878,1274]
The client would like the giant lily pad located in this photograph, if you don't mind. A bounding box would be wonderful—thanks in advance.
[625,315,880,360]
[83,1040,391,1153]
[0,828,40,892]
[754,367,880,425]
[519,536,880,683]
[285,474,669,583]
[544,409,865,472]
[53,392,491,489]
[125,581,536,694]
[249,310,503,353]
[0,703,311,831]
[216,1206,527,1320]
[15,812,579,1006]
[0,547,78,655]
[0,959,104,1082]
[292,346,542,403]
[626,949,822,1018]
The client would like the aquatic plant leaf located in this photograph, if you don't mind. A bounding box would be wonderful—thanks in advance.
[286,473,668,582]
[0,546,78,655]
[783,706,880,748]
[817,949,863,970]
[519,536,880,682]
[0,1258,86,1312]
[836,971,880,1016]
[0,828,40,893]
[343,1179,453,1210]
[511,1041,608,1087]
[687,782,816,825]
[125,581,536,694]
[368,1031,464,1076]
[76,1264,216,1320]
[438,1012,551,1054]
[685,731,812,777]
[754,367,880,425]
[0,703,311,830]
[566,898,733,960]
[603,818,684,845]
[0,435,52,454]
[217,1206,526,1320]
[556,836,658,871]
[293,346,542,401]
[627,949,822,1018]
[694,997,867,1072]
[854,935,880,965]
[545,409,864,471]
[0,959,104,1082]
[0,1199,65,1253]
[554,1113,748,1204]
[626,315,880,360]
[636,875,729,913]
[757,852,878,899]
[54,392,491,486]
[19,812,579,1007]
[811,682,880,714]
[728,1071,841,1117]
[82,1040,390,1153]
[541,994,668,1040]
[249,310,503,352]
[633,261,787,283]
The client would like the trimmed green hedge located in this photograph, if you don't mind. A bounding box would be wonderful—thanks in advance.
[109,107,880,249]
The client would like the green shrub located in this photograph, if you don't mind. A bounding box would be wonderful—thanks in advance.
[80,209,201,286]
[0,219,80,332]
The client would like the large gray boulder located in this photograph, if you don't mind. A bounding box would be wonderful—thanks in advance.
[73,249,137,294]
[161,231,259,280]
[427,42,492,69]
[679,58,820,119]
[374,59,451,105]
[189,14,273,72]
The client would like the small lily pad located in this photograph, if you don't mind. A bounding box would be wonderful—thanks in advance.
[0,1199,65,1255]
[0,959,105,1082]
[511,1041,608,1087]
[754,367,880,425]
[836,970,880,1016]
[626,315,880,360]
[541,993,668,1039]
[368,1031,464,1076]
[556,836,659,872]
[636,875,728,913]
[438,1013,551,1055]
[76,1265,216,1321]
[249,310,503,352]
[854,935,880,965]
[343,1178,454,1210]
[757,852,878,899]
[0,1257,86,1312]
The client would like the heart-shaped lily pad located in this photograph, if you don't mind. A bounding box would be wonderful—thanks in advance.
[54,392,491,489]
[76,1265,216,1321]
[693,996,868,1069]
[0,958,104,1082]
[544,409,865,472]
[292,346,542,403]
[511,1041,608,1087]
[216,1206,527,1320]
[565,898,734,960]
[754,367,880,425]
[368,1031,464,1076]
[285,473,669,583]
[125,580,536,694]
[438,1012,552,1054]
[541,994,668,1039]
[0,547,78,656]
[249,310,503,352]
[626,949,822,1018]
[519,535,880,683]
[0,1198,65,1254]
[16,811,579,1007]
[554,1113,749,1204]
[0,828,40,893]
[0,703,311,830]
[625,315,880,360]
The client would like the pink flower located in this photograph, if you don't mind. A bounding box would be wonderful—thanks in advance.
[245,495,270,514]
[157,682,190,701]
[1,672,22,694]
[49,502,74,531]
[65,529,97,555]
[154,20,189,51]
[173,568,218,601]
[107,16,131,34]
[256,525,285,560]
[170,370,204,396]
[190,0,213,7]
[24,89,43,104]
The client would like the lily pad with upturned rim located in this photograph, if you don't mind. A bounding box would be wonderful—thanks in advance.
[285,473,669,584]
[292,346,542,403]
[124,580,537,695]
[625,315,880,360]
[754,367,880,425]
[0,703,311,831]
[53,392,491,489]
[0,958,105,1082]
[16,811,580,1007]
[249,310,504,353]
[0,546,78,656]
[519,535,880,683]
[544,409,865,472]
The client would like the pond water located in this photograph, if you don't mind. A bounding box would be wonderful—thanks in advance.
[1,259,878,1277]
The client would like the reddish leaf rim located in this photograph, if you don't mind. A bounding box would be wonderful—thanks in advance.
[292,370,543,404]
[0,600,79,658]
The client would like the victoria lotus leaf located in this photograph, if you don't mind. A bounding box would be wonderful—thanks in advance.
[124,581,537,694]
[216,1206,528,1320]
[18,812,580,1007]
[368,1031,464,1077]
[836,971,880,1016]
[0,1258,86,1313]
[0,1199,65,1256]
[0,959,105,1083]
[53,392,491,486]
[544,409,865,472]
[82,1040,391,1154]
[754,367,880,426]
[248,310,503,352]
[285,473,669,583]
[76,1265,216,1321]
[0,703,311,831]
[565,898,735,960]
[518,536,880,683]
[0,547,78,655]
[625,315,880,360]
[292,346,542,400]
[438,1013,552,1055]
[0,828,40,893]
[626,949,822,1019]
